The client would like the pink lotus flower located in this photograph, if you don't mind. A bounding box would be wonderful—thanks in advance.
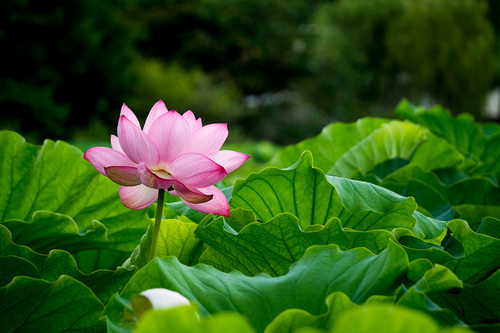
[84,100,249,216]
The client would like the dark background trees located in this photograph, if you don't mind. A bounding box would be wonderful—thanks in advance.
[1,0,498,145]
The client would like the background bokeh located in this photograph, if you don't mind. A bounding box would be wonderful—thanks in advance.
[1,0,499,146]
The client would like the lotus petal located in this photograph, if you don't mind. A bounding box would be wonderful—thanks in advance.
[84,147,136,176]
[179,185,229,216]
[105,166,142,186]
[210,150,250,174]
[110,135,124,153]
[189,123,228,156]
[140,288,191,310]
[119,184,158,210]
[148,111,191,167]
[118,116,160,166]
[182,110,202,132]
[173,182,214,204]
[120,103,141,128]
[169,153,227,187]
[143,100,169,134]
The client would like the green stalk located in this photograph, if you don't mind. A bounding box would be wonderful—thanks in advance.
[149,188,165,262]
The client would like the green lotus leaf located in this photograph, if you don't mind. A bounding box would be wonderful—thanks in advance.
[370,163,500,223]
[196,211,396,276]
[329,304,472,333]
[328,121,426,177]
[454,205,500,231]
[134,305,256,333]
[104,242,408,332]
[269,117,389,171]
[269,118,468,178]
[231,151,446,240]
[0,256,41,286]
[398,220,500,284]
[0,224,135,303]
[0,130,150,272]
[265,292,359,332]
[476,216,500,238]
[428,269,500,326]
[268,263,474,332]
[396,100,500,174]
[396,261,465,326]
[0,275,105,333]
[2,211,108,254]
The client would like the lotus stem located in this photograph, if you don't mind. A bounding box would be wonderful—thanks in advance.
[149,188,165,262]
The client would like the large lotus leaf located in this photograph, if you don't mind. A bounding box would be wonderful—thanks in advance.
[269,117,467,178]
[454,205,500,231]
[0,256,41,286]
[326,175,447,240]
[328,121,426,177]
[133,305,256,333]
[231,151,445,239]
[367,163,500,222]
[375,165,453,220]
[398,220,500,284]
[0,131,150,272]
[265,292,359,332]
[268,117,389,171]
[272,304,471,333]
[0,275,105,333]
[330,120,472,177]
[400,258,500,327]
[125,217,203,269]
[396,260,465,326]
[104,242,408,333]
[397,100,500,174]
[329,305,472,333]
[0,224,135,303]
[476,216,500,238]
[429,269,500,326]
[196,211,396,276]
[2,211,108,254]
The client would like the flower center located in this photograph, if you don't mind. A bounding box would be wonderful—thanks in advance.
[150,169,172,179]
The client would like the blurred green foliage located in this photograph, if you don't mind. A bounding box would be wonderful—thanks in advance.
[1,0,499,145]
[386,0,496,116]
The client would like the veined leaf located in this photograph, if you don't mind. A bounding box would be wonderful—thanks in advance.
[329,305,471,333]
[0,256,41,286]
[2,211,108,254]
[269,118,468,178]
[477,216,500,238]
[0,131,150,272]
[397,260,465,326]
[196,211,396,276]
[269,117,389,171]
[400,258,500,327]
[372,161,500,222]
[265,292,359,332]
[454,205,500,231]
[328,121,426,177]
[0,275,105,333]
[429,269,500,325]
[267,263,474,332]
[232,151,446,239]
[104,242,408,332]
[134,306,256,333]
[398,220,500,284]
[397,100,500,174]
[0,224,135,303]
